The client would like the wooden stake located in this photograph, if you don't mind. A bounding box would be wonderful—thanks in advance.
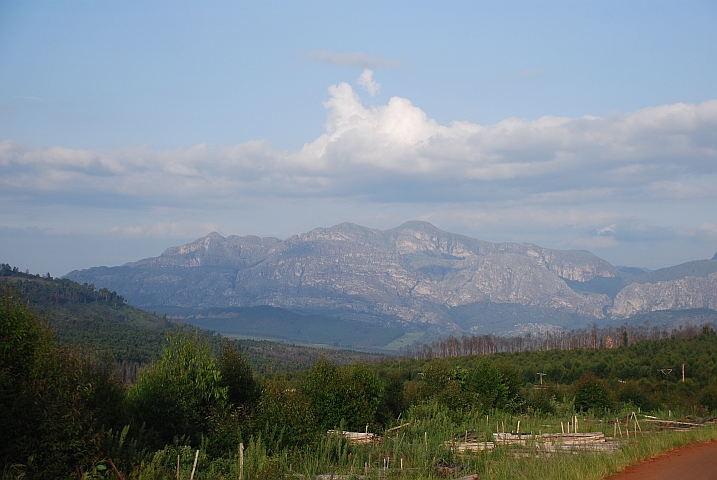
[189,449,199,480]
[176,455,180,480]
[561,421,564,434]
[239,443,244,480]
[517,421,520,435]
[107,459,124,480]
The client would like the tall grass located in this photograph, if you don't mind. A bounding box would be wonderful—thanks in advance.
[126,407,717,479]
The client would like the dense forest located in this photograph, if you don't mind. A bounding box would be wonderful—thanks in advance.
[2,265,717,478]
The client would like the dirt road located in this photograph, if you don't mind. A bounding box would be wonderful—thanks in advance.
[606,440,717,479]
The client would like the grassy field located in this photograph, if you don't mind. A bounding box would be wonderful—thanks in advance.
[128,407,717,479]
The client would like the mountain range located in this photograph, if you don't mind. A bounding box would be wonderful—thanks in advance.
[65,221,717,336]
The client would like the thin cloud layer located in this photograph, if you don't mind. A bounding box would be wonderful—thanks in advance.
[2,82,717,210]
[307,50,403,68]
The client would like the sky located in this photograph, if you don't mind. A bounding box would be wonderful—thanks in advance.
[1,1,717,276]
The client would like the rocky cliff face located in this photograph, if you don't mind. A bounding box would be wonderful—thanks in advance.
[66,222,620,330]
[610,271,717,318]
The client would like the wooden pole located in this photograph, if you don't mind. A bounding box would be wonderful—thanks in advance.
[176,455,180,480]
[239,443,244,480]
[107,459,124,480]
[189,449,199,480]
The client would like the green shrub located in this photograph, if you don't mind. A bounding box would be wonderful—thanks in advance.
[219,339,259,409]
[302,357,383,432]
[0,286,126,478]
[252,379,319,449]
[128,333,228,447]
[574,373,614,412]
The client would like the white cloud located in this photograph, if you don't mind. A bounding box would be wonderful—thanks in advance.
[307,51,403,68]
[357,69,380,96]
[1,85,716,209]
[597,224,617,235]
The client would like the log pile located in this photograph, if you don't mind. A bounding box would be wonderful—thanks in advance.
[327,430,382,445]
[488,432,621,453]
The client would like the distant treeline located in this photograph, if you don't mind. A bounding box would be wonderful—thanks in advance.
[403,321,714,360]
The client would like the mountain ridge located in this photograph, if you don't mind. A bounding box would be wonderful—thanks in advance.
[65,222,717,332]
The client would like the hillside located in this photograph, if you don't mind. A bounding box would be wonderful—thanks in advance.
[0,264,387,372]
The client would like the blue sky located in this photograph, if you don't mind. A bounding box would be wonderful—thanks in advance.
[1,1,717,275]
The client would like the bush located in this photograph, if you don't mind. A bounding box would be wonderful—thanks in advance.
[574,373,614,412]
[219,339,259,410]
[252,379,319,449]
[0,286,126,477]
[128,333,228,447]
[302,357,383,431]
[700,384,717,413]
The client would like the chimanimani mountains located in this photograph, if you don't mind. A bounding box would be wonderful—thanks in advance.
[65,221,717,334]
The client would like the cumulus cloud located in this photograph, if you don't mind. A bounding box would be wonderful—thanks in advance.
[307,50,403,68]
[357,69,380,96]
[1,83,717,210]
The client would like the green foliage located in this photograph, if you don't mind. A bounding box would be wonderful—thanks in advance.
[467,359,509,410]
[219,339,259,409]
[302,357,384,431]
[129,333,228,447]
[0,285,126,478]
[574,373,614,412]
[252,379,319,449]
[701,384,717,413]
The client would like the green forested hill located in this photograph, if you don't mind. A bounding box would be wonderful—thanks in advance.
[0,264,386,373]
[1,264,173,364]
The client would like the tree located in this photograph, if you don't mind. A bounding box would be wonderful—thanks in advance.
[219,339,259,409]
[129,333,228,446]
[574,373,614,412]
[302,357,383,431]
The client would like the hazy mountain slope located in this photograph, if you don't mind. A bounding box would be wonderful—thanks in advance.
[66,222,616,331]
[612,273,717,318]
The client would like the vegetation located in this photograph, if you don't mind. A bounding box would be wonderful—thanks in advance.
[2,264,717,478]
[0,265,387,378]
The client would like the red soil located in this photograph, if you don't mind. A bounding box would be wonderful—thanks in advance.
[605,440,717,480]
